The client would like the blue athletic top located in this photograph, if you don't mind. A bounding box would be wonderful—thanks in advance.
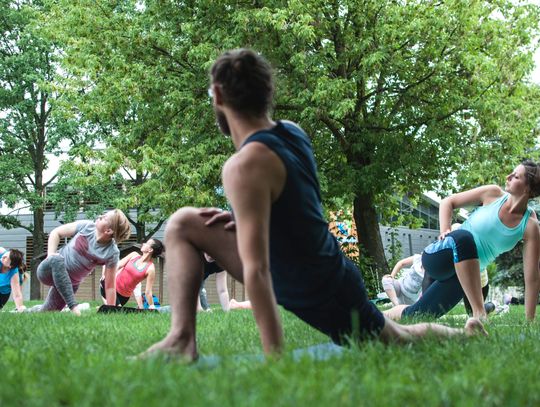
[461,193,532,270]
[0,250,19,295]
[241,121,345,308]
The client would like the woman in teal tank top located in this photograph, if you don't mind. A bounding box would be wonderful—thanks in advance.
[386,160,540,324]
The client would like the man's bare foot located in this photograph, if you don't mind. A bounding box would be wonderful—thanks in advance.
[136,335,197,363]
[464,317,488,336]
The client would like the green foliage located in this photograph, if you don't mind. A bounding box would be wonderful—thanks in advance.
[11,0,540,270]
[0,0,83,231]
[493,242,525,289]
[41,0,233,235]
[1,302,540,406]
[351,251,381,298]
[386,227,403,270]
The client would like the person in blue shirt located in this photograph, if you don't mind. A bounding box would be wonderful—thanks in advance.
[0,247,27,312]
[139,49,483,362]
[385,161,540,321]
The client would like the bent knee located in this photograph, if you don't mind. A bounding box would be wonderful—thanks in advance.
[47,255,65,268]
[381,276,394,289]
[165,207,203,240]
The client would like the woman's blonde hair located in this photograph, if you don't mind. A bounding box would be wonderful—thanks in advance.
[109,209,132,243]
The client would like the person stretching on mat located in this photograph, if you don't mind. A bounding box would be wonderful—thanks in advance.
[100,238,164,308]
[384,161,540,321]
[0,247,27,312]
[381,254,424,306]
[36,210,131,315]
[140,48,484,361]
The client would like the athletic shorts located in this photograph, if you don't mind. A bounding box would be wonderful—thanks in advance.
[402,229,479,318]
[285,259,386,345]
[0,292,10,309]
[422,229,478,281]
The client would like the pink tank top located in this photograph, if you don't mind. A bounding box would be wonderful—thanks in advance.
[116,255,152,297]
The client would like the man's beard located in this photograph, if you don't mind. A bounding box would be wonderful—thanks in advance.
[214,108,231,136]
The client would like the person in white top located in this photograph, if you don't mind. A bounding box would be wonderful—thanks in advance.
[381,254,424,306]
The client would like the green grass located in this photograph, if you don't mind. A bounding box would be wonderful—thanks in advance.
[1,301,540,407]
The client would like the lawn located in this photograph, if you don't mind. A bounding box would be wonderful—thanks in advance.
[1,301,539,407]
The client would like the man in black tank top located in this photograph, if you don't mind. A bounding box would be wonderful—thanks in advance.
[140,49,485,361]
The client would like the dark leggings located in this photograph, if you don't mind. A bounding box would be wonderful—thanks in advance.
[421,273,490,316]
[403,229,480,318]
[0,292,10,309]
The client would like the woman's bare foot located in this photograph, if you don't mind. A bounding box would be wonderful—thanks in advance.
[464,317,488,336]
[382,304,408,321]
[229,298,252,310]
[71,305,81,316]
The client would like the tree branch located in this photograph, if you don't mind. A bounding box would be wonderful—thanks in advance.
[145,218,166,241]
[316,112,349,151]
[43,172,59,188]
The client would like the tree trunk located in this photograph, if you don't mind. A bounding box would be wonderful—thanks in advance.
[136,222,145,243]
[353,193,389,279]
[30,207,45,300]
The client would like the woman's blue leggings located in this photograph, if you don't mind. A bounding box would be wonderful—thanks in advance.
[402,229,479,318]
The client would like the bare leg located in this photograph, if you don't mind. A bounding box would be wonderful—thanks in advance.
[138,208,243,361]
[379,315,487,344]
[381,276,400,306]
[383,304,408,321]
[384,287,400,306]
[196,296,204,312]
[454,259,486,320]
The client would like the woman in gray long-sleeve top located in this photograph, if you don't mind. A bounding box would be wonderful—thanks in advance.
[36,209,131,315]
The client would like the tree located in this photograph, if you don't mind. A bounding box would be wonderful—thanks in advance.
[0,0,86,299]
[48,0,540,282]
[45,0,231,239]
[214,0,540,276]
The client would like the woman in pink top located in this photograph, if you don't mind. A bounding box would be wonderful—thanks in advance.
[100,238,164,308]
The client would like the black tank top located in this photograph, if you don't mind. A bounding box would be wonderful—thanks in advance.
[241,121,346,308]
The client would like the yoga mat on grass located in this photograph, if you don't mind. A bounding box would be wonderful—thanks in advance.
[97,305,159,314]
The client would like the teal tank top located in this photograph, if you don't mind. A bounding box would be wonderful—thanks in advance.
[461,193,531,270]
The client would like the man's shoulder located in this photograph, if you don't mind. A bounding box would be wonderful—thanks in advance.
[280,119,300,129]
[226,142,277,170]
[223,141,286,191]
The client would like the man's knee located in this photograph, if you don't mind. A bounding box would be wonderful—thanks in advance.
[165,207,201,241]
